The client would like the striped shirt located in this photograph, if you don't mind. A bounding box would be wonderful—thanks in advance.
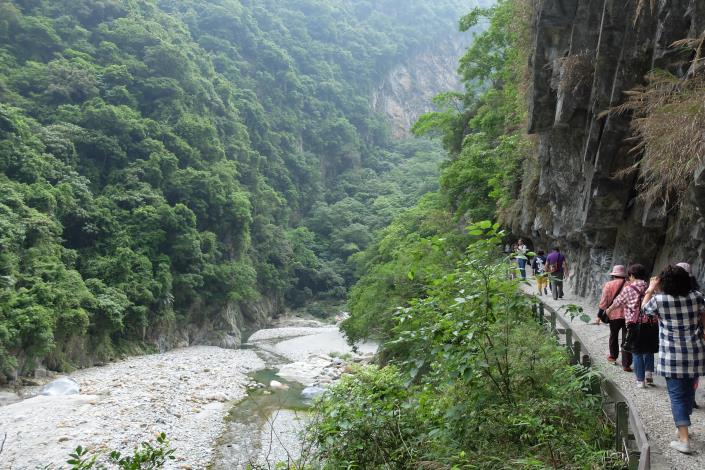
[643,292,705,378]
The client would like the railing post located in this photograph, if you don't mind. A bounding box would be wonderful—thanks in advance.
[532,304,538,321]
[550,310,557,336]
[539,303,545,324]
[581,354,591,367]
[616,401,629,452]
[572,340,581,365]
[627,449,640,470]
[565,328,573,355]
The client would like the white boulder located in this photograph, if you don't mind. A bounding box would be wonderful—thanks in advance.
[39,377,80,396]
[269,380,289,391]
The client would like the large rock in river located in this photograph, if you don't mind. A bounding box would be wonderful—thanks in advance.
[39,377,80,396]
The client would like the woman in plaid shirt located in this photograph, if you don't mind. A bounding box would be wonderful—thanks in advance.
[643,265,705,454]
[606,264,657,382]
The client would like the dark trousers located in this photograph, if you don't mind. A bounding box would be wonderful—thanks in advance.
[550,272,564,299]
[609,318,632,367]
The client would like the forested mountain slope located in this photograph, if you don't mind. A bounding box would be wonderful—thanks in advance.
[314,3,621,468]
[0,0,474,377]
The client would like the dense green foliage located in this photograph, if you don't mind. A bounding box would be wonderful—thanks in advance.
[413,0,532,222]
[0,0,466,376]
[345,0,532,344]
[323,2,622,468]
[314,225,621,469]
[343,192,469,343]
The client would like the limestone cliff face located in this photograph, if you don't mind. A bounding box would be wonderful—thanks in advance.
[511,0,705,299]
[151,297,282,352]
[373,37,467,138]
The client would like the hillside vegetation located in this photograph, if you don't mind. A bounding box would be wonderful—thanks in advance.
[0,0,466,376]
[313,2,623,468]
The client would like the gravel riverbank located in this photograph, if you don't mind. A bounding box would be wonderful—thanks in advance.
[0,346,264,469]
[0,318,374,470]
[523,280,705,469]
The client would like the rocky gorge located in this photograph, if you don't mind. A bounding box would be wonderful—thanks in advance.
[373,36,467,139]
[0,317,375,469]
[509,0,705,298]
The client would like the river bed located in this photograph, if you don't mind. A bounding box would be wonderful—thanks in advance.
[211,321,376,469]
[0,318,375,469]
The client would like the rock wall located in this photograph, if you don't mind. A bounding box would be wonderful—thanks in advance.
[510,0,705,300]
[373,37,467,138]
[153,296,283,352]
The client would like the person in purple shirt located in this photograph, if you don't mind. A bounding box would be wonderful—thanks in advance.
[546,246,569,300]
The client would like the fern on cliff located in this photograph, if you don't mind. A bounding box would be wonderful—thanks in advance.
[615,70,705,208]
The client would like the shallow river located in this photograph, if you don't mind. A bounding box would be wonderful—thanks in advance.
[0,318,375,469]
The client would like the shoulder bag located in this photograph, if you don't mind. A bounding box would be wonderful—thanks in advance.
[622,285,658,353]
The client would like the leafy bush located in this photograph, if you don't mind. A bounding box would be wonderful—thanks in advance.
[309,365,423,468]
[312,223,624,469]
[66,433,174,470]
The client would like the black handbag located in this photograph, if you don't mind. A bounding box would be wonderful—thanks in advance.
[622,318,659,353]
[597,308,610,324]
[622,323,637,353]
[621,285,656,353]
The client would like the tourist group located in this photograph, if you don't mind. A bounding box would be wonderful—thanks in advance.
[592,261,705,454]
[511,242,705,454]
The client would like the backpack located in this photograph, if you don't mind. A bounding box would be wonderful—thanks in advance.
[533,256,546,274]
[545,254,562,273]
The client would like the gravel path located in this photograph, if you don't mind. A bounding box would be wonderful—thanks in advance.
[522,279,705,469]
[0,346,264,469]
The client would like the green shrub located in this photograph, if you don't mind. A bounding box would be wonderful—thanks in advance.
[310,223,624,469]
[309,365,424,469]
[65,433,174,470]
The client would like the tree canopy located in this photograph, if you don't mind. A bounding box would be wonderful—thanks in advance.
[0,0,467,375]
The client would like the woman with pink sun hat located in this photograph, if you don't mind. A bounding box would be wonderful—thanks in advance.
[595,265,630,369]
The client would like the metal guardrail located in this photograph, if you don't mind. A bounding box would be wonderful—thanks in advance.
[531,301,651,470]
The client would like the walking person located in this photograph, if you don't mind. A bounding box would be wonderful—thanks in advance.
[676,262,702,409]
[545,246,568,300]
[642,265,705,454]
[532,250,548,295]
[508,243,518,280]
[594,265,631,369]
[605,264,654,377]
[516,239,528,280]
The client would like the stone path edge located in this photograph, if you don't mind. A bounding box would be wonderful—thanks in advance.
[530,293,654,470]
